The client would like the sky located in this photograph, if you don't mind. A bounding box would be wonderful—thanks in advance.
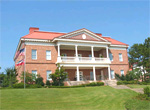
[0,0,149,72]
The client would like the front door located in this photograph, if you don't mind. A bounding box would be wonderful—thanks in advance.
[75,71,83,81]
[111,70,115,79]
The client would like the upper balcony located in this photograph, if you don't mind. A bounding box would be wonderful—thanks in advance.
[58,56,111,64]
[56,44,111,64]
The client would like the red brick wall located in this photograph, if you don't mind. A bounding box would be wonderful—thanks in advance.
[109,49,129,76]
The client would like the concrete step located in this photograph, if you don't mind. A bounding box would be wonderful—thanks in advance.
[103,80,117,86]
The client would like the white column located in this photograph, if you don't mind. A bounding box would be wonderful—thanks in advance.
[57,44,62,62]
[75,45,79,62]
[76,66,80,81]
[108,66,111,80]
[106,47,109,58]
[93,66,96,81]
[91,46,95,61]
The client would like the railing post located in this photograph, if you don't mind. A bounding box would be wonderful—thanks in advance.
[91,46,95,61]
[57,44,62,62]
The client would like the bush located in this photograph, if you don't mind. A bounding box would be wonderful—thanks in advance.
[29,84,42,88]
[85,82,104,86]
[46,80,51,86]
[13,83,29,88]
[35,76,44,86]
[144,87,150,97]
[117,80,139,85]
[139,82,150,85]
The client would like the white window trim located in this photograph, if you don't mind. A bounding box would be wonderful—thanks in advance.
[47,70,52,80]
[110,70,115,79]
[119,53,123,62]
[32,49,37,60]
[46,50,51,60]
[32,70,37,80]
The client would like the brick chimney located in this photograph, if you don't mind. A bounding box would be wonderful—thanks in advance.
[29,27,39,34]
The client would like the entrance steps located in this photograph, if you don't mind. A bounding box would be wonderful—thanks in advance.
[102,80,117,86]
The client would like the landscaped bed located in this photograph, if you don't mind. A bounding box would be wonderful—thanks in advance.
[1,86,148,110]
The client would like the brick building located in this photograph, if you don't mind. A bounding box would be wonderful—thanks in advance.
[14,27,129,83]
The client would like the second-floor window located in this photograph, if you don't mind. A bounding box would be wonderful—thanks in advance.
[32,49,37,60]
[119,53,123,61]
[109,53,113,61]
[46,50,51,60]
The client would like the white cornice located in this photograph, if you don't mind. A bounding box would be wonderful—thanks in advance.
[110,44,129,48]
[53,38,111,45]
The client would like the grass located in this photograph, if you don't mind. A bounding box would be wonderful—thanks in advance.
[127,84,150,88]
[0,86,139,110]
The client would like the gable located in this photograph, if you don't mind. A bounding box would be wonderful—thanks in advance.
[66,33,105,41]
[58,28,108,42]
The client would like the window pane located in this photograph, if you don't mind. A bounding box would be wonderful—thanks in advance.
[46,50,51,60]
[109,53,113,61]
[119,53,123,61]
[121,70,124,76]
[47,70,52,80]
[111,70,115,79]
[32,70,37,80]
[32,50,37,59]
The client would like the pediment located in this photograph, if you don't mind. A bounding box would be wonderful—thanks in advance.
[58,28,108,42]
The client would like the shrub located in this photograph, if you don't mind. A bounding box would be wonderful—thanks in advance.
[13,83,29,88]
[85,82,104,86]
[117,80,139,85]
[35,76,44,86]
[46,80,51,86]
[29,84,42,88]
[144,87,150,97]
[50,64,68,86]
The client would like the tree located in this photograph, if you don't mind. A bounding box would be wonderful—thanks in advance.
[20,71,36,84]
[128,37,150,81]
[50,65,68,86]
[5,67,18,87]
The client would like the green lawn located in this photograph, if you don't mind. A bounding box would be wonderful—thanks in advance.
[0,86,141,110]
[127,84,150,88]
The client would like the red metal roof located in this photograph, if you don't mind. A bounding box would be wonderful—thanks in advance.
[22,29,128,46]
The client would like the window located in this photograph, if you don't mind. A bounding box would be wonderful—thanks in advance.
[32,70,37,80]
[120,70,124,76]
[47,70,52,80]
[119,53,123,61]
[90,71,94,80]
[110,70,115,79]
[109,53,113,61]
[32,49,37,60]
[62,53,67,57]
[46,50,51,60]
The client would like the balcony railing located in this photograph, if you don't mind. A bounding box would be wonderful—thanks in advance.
[58,56,111,63]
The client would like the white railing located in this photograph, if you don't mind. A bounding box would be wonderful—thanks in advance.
[60,56,110,63]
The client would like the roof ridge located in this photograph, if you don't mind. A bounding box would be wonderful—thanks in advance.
[34,30,67,34]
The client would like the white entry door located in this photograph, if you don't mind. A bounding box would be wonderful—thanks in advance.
[75,71,83,81]
[111,70,115,79]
